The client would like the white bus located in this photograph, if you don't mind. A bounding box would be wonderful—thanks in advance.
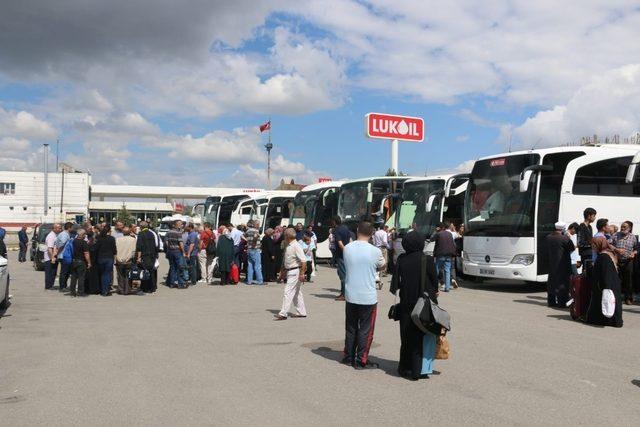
[337,176,411,232]
[463,144,640,283]
[202,190,263,229]
[249,190,299,232]
[290,181,343,258]
[393,174,468,258]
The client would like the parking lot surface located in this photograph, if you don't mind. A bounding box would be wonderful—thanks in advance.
[1,251,639,425]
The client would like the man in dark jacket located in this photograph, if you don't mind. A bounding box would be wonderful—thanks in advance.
[546,222,575,307]
[577,207,596,270]
[431,222,457,292]
[136,221,159,293]
[18,226,28,262]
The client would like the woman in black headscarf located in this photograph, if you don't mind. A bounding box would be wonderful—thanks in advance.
[586,236,623,327]
[390,230,439,380]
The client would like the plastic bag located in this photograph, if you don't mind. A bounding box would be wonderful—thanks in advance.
[601,289,615,318]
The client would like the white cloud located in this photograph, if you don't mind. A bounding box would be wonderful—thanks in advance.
[507,64,640,149]
[168,128,265,163]
[0,107,57,140]
[455,134,470,143]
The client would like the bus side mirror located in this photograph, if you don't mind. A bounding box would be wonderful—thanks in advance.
[519,165,552,192]
[519,170,534,193]
[625,152,640,183]
[426,195,436,212]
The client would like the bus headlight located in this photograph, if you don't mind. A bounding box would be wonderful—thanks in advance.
[511,254,534,265]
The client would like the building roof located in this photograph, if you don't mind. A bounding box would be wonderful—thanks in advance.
[90,185,264,200]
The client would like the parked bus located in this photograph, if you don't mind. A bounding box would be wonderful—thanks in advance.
[248,190,299,232]
[392,174,468,259]
[290,181,343,258]
[202,190,263,229]
[337,176,410,232]
[463,144,640,283]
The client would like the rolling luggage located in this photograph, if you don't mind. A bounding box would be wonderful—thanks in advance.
[569,274,591,321]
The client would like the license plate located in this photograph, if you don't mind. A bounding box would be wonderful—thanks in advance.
[479,268,495,275]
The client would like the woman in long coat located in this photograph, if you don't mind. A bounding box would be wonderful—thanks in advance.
[261,228,277,282]
[216,226,234,286]
[85,226,101,295]
[272,226,285,278]
[390,231,439,380]
[586,237,623,327]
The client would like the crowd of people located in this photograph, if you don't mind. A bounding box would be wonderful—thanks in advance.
[545,207,640,328]
[38,219,320,297]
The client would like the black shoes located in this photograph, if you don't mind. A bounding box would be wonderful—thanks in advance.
[353,361,379,370]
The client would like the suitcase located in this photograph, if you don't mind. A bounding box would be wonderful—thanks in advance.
[569,274,591,321]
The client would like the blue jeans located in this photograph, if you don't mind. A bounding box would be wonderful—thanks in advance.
[246,249,263,284]
[188,255,198,285]
[167,250,186,288]
[336,258,346,295]
[98,258,114,295]
[436,256,452,291]
[59,261,71,290]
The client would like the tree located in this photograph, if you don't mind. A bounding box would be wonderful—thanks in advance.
[115,203,134,226]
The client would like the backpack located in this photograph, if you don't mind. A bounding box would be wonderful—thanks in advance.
[62,239,74,265]
[206,237,217,256]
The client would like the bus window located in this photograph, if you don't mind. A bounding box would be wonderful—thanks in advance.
[573,156,640,196]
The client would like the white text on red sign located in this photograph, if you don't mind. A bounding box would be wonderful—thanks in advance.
[365,113,424,142]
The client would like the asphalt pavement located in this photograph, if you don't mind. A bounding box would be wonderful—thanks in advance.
[1,251,639,426]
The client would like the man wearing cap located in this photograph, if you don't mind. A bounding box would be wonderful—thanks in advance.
[545,221,575,307]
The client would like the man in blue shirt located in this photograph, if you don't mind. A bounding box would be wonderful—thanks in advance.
[54,222,74,291]
[184,223,200,286]
[331,216,352,301]
[18,226,29,263]
[342,221,386,369]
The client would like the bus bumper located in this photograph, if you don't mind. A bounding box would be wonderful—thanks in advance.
[463,261,539,282]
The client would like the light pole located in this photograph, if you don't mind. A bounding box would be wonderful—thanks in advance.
[265,142,273,189]
[43,143,49,218]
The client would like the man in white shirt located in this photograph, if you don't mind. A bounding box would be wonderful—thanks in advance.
[275,228,307,320]
[372,224,390,277]
[567,222,581,275]
[44,223,61,290]
[54,222,74,291]
[228,224,243,266]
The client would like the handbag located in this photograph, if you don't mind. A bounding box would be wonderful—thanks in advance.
[435,331,450,360]
[388,290,401,321]
[411,255,452,334]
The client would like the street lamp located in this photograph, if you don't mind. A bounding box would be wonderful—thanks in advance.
[265,142,273,189]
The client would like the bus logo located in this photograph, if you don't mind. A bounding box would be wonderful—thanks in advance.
[485,255,491,263]
[490,158,506,167]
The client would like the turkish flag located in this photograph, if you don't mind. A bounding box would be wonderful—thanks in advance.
[259,121,271,132]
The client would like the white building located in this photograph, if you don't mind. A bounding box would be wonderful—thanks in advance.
[0,169,91,229]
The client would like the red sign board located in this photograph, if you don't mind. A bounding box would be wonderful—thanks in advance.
[318,177,332,183]
[365,112,424,142]
[490,158,506,167]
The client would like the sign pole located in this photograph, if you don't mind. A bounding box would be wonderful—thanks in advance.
[390,139,398,174]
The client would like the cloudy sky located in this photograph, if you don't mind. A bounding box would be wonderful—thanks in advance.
[1,0,640,187]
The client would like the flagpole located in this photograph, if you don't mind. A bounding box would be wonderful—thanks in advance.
[265,117,273,189]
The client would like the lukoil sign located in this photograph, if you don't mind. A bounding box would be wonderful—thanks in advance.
[365,113,424,142]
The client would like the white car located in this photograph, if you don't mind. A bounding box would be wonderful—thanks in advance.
[0,256,9,309]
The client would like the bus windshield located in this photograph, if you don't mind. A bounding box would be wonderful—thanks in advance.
[291,192,318,226]
[464,154,540,237]
[338,181,370,223]
[203,196,221,225]
[396,180,445,237]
